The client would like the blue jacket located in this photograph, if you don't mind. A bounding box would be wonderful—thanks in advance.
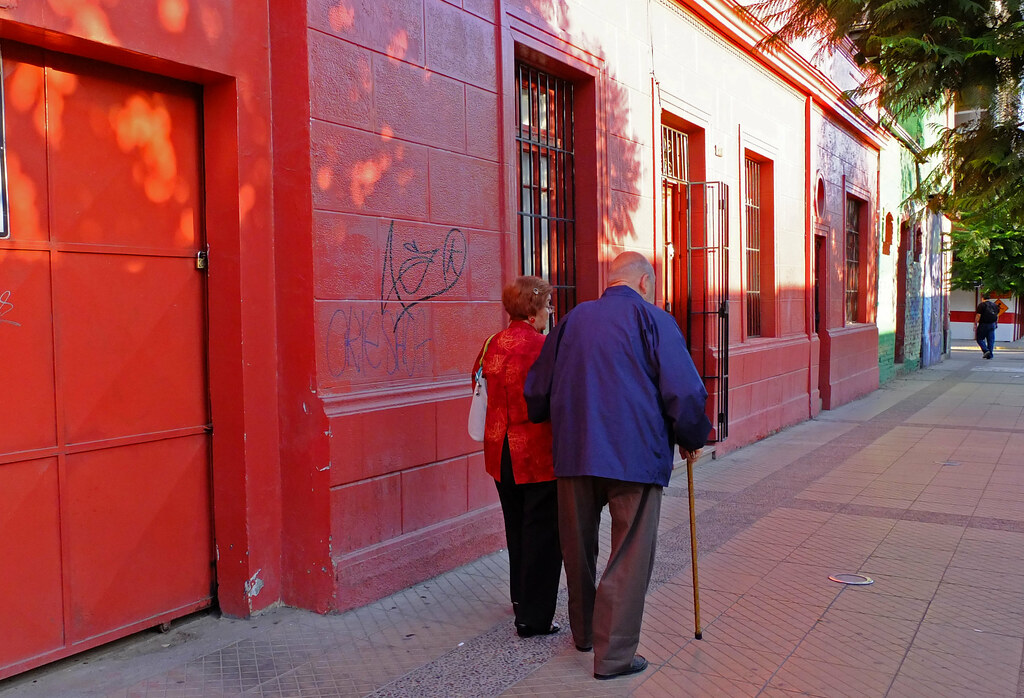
[524,285,712,486]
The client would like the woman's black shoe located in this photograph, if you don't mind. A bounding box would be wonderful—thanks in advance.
[516,621,561,638]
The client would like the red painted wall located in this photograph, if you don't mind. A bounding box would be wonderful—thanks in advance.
[1,0,894,642]
[812,111,880,409]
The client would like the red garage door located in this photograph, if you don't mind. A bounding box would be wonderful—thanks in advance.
[0,43,213,678]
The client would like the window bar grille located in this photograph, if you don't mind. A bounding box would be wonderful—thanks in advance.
[516,64,576,312]
[661,125,688,310]
[661,125,688,184]
[744,158,761,337]
[845,197,860,322]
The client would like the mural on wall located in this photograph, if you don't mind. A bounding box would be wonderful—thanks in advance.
[324,221,467,381]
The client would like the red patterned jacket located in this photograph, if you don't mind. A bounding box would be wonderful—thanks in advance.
[472,321,555,484]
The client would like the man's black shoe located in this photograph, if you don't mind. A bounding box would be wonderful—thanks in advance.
[516,621,560,638]
[594,654,648,680]
[986,352,994,359]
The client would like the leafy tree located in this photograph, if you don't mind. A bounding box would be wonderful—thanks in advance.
[948,208,1024,294]
[746,0,1024,219]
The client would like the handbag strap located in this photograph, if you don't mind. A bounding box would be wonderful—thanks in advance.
[476,333,498,375]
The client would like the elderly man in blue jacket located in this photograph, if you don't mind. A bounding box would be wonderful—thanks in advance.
[525,251,711,680]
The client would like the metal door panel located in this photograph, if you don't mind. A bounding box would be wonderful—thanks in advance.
[0,44,212,678]
[54,252,206,444]
[46,56,200,250]
[65,436,211,642]
[2,44,49,242]
[0,249,57,453]
[0,458,64,666]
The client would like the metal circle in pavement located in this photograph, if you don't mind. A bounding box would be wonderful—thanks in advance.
[828,573,874,585]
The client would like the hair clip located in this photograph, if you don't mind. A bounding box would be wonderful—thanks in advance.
[532,288,540,294]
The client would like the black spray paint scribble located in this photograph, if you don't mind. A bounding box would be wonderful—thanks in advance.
[325,223,467,378]
[0,290,20,327]
[380,221,467,330]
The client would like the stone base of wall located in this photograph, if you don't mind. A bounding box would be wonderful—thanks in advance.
[334,505,504,613]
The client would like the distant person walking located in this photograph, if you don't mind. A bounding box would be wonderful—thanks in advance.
[524,251,711,680]
[472,276,562,639]
[974,292,1000,359]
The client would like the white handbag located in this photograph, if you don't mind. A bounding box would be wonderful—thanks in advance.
[467,334,496,441]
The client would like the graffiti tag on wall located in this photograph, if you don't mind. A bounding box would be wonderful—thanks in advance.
[0,290,20,327]
[325,222,467,378]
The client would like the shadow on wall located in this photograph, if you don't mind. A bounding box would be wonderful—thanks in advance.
[5,0,267,243]
[515,0,645,249]
[313,0,646,391]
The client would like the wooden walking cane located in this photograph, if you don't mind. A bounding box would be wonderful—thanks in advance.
[685,449,703,639]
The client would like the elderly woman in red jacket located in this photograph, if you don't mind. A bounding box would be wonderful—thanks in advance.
[472,275,561,638]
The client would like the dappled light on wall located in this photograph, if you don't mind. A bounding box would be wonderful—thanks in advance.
[111,94,179,204]
[48,0,117,45]
[387,31,409,61]
[328,2,356,32]
[238,184,255,224]
[158,0,189,34]
[6,154,41,239]
[7,62,45,139]
[42,70,79,149]
[350,153,393,206]
[200,6,224,40]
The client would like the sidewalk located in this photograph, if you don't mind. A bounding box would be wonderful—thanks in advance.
[3,341,1023,697]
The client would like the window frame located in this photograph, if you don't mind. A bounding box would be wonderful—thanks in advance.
[844,195,867,324]
[742,150,775,339]
[514,62,577,313]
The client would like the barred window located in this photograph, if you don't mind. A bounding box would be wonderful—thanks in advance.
[845,197,862,322]
[744,158,762,337]
[516,64,576,312]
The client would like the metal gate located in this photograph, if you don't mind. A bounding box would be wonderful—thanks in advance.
[0,44,213,678]
[682,182,729,441]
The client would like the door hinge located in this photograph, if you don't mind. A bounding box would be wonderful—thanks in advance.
[196,250,208,270]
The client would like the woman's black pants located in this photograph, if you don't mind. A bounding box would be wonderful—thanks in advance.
[494,438,562,631]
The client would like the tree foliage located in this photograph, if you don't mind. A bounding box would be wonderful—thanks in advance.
[948,208,1024,295]
[746,0,1024,219]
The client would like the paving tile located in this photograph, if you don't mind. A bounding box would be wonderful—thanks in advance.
[923,595,1024,636]
[636,627,693,665]
[826,588,929,622]
[951,543,1024,575]
[788,628,905,673]
[909,621,1024,665]
[676,552,768,594]
[886,674,1009,698]
[868,541,956,566]
[715,536,798,561]
[783,543,873,569]
[744,562,845,606]
[942,564,1024,592]
[701,597,822,654]
[498,651,628,696]
[666,639,786,685]
[767,656,894,696]
[879,521,964,551]
[897,647,1020,696]
[860,556,949,582]
[632,665,763,697]
[643,582,740,634]
[813,609,919,651]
